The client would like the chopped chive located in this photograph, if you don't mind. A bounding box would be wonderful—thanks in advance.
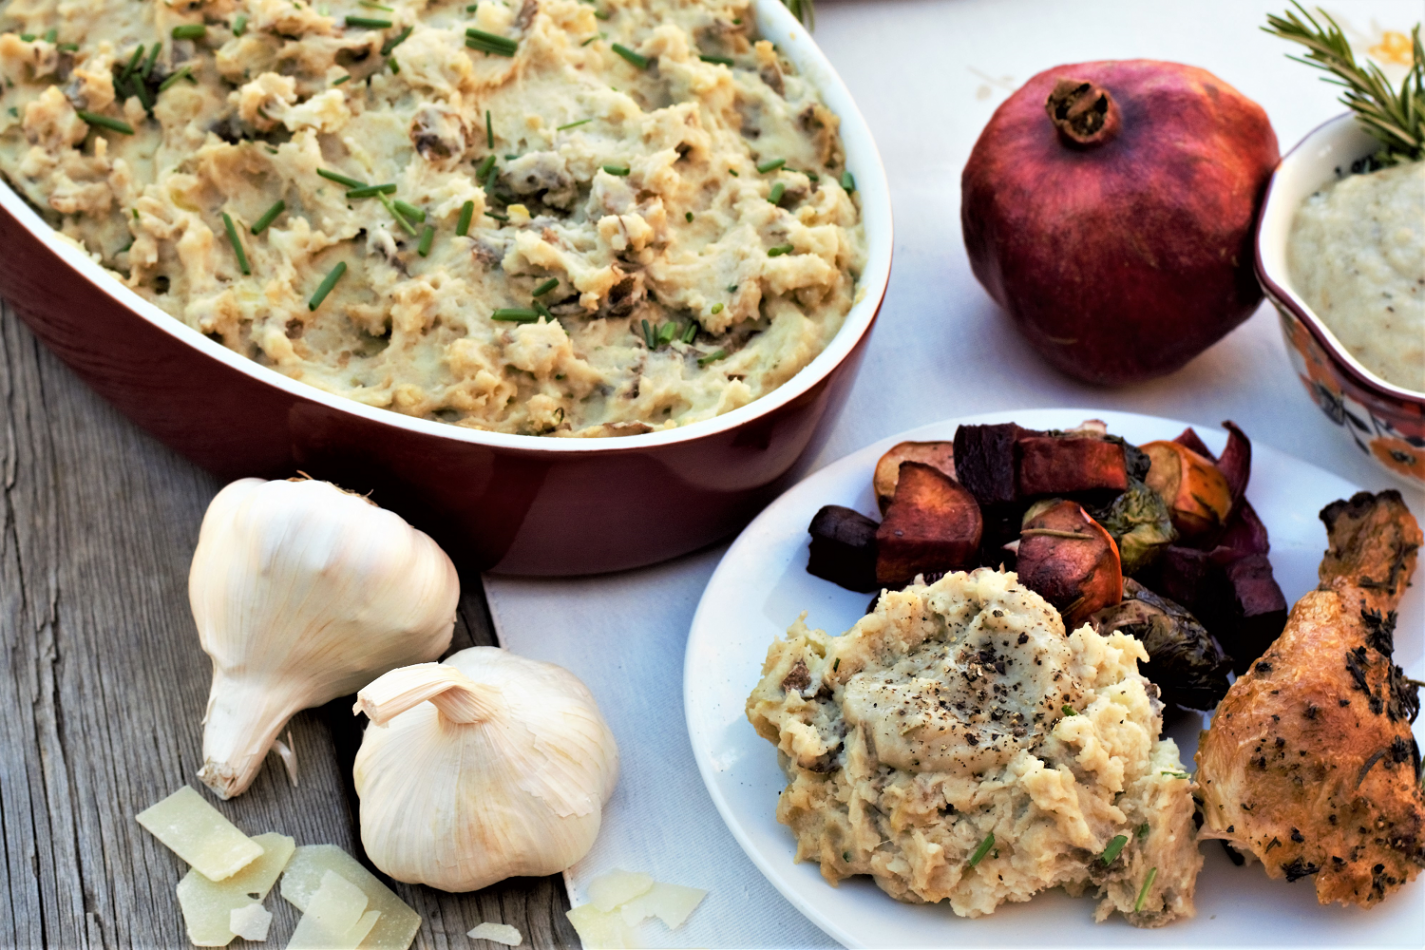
[556,117,593,131]
[332,74,351,86]
[381,25,412,56]
[1160,770,1190,779]
[360,0,395,9]
[727,284,738,293]
[699,54,733,66]
[345,16,393,28]
[159,66,195,92]
[1134,867,1157,913]
[475,154,496,178]
[593,9,610,19]
[697,348,727,367]
[581,35,600,46]
[532,277,559,297]
[142,42,161,77]
[602,164,630,176]
[318,168,366,188]
[58,42,79,52]
[484,210,508,222]
[768,181,785,205]
[766,243,793,257]
[533,300,555,322]
[456,200,475,236]
[466,28,518,56]
[756,157,785,173]
[387,56,400,73]
[685,211,694,222]
[611,43,648,69]
[1100,834,1128,865]
[732,17,742,24]
[657,321,677,345]
[417,224,435,257]
[393,200,426,223]
[345,183,397,198]
[233,15,248,36]
[43,28,57,43]
[171,24,207,41]
[308,261,347,310]
[968,833,995,867]
[801,169,819,182]
[466,2,479,9]
[221,212,251,275]
[131,77,153,112]
[482,162,499,192]
[640,318,655,348]
[123,45,145,80]
[378,193,418,235]
[77,111,135,135]
[709,302,723,315]
[681,321,698,342]
[486,109,494,148]
[20,34,35,43]
[265,146,278,155]
[250,200,285,235]
[840,170,856,192]
[1136,822,1150,839]
[492,307,538,322]
[727,169,738,176]
[1062,704,1077,716]
[833,657,840,671]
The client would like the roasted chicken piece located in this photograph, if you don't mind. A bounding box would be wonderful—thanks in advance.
[1196,490,1424,907]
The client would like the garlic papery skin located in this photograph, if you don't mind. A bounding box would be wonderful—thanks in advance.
[352,648,619,892]
[193,478,459,800]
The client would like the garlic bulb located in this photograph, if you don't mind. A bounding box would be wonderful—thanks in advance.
[352,648,619,891]
[192,478,459,799]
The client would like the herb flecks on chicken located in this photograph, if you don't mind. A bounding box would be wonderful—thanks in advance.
[1196,490,1424,907]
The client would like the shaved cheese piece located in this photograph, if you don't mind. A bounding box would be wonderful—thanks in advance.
[565,904,642,949]
[176,832,295,945]
[136,786,264,882]
[617,882,707,930]
[280,845,421,950]
[287,871,379,949]
[229,903,272,942]
[467,921,522,946]
[587,870,654,913]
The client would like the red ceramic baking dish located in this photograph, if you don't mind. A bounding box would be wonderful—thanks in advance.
[0,1,891,575]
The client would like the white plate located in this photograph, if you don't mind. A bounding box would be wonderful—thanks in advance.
[684,408,1424,949]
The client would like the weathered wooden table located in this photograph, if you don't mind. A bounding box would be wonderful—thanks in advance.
[0,297,578,948]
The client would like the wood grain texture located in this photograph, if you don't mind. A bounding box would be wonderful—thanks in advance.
[0,297,578,949]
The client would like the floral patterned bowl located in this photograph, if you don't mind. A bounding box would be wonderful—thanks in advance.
[1255,113,1425,488]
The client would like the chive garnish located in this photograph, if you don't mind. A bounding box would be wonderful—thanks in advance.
[378,193,418,235]
[77,111,135,135]
[221,212,251,275]
[1134,867,1157,913]
[766,243,793,257]
[640,318,656,348]
[833,657,840,671]
[968,833,995,867]
[486,109,494,147]
[657,321,677,345]
[727,169,738,176]
[58,42,79,52]
[475,154,497,178]
[580,35,600,46]
[346,183,397,198]
[840,170,856,192]
[1062,704,1077,716]
[465,2,479,9]
[492,308,538,322]
[20,34,35,43]
[768,181,785,205]
[43,28,57,43]
[697,348,727,367]
[556,117,593,131]
[602,164,630,176]
[142,42,161,77]
[131,78,153,112]
[681,321,698,342]
[456,200,475,236]
[466,28,518,56]
[123,45,145,80]
[1136,822,1150,839]
[611,43,648,69]
[388,56,400,73]
[318,168,366,188]
[308,261,347,310]
[393,200,426,223]
[533,300,555,322]
[172,24,207,41]
[709,303,723,315]
[381,25,412,56]
[756,157,785,173]
[532,277,559,297]
[685,211,694,222]
[1160,770,1190,779]
[417,224,435,257]
[1100,834,1128,865]
[699,54,733,66]
[484,210,509,222]
[346,16,393,29]
[802,169,819,182]
[593,9,610,19]
[727,284,738,292]
[251,200,285,235]
[360,0,395,9]
[233,15,248,36]
[333,75,351,86]
[158,66,194,92]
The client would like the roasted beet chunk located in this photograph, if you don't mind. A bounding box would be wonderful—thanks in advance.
[1219,554,1288,674]
[1015,435,1129,498]
[807,505,880,592]
[875,464,983,587]
[953,423,1025,507]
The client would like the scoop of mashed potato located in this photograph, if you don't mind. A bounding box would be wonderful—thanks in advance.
[746,568,1202,927]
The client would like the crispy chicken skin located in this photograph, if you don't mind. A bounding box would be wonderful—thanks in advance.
[1196,490,1423,907]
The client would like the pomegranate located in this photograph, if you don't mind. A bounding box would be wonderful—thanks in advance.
[961,61,1279,385]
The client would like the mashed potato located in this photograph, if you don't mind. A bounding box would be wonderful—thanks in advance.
[746,569,1202,927]
[0,0,864,435]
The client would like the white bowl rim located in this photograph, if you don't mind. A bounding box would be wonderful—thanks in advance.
[0,0,894,455]
[1255,111,1425,406]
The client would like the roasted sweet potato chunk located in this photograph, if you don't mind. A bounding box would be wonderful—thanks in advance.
[807,505,880,592]
[953,423,1025,507]
[1141,440,1233,541]
[875,463,983,587]
[873,441,957,513]
[1015,500,1123,627]
[1015,435,1129,498]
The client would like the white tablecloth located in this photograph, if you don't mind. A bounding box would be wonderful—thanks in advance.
[485,1,1425,945]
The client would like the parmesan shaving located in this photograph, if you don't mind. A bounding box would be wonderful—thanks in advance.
[467,921,523,946]
[229,903,272,942]
[136,786,264,882]
[176,832,294,946]
[572,870,708,946]
[280,845,421,950]
[617,882,707,930]
[587,870,653,913]
[565,904,642,950]
[287,871,378,949]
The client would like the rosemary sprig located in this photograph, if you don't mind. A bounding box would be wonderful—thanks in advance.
[1265,3,1424,165]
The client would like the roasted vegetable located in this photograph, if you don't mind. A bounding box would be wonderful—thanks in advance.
[875,463,983,587]
[1141,440,1233,541]
[873,441,956,514]
[1217,554,1288,674]
[807,505,880,592]
[1090,579,1232,710]
[1016,435,1129,498]
[1015,499,1123,627]
[1091,478,1178,575]
[952,423,1027,507]
[1216,421,1252,508]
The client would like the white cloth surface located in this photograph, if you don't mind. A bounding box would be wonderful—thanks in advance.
[485,1,1425,946]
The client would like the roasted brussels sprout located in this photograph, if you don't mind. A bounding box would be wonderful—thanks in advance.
[1092,478,1177,575]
